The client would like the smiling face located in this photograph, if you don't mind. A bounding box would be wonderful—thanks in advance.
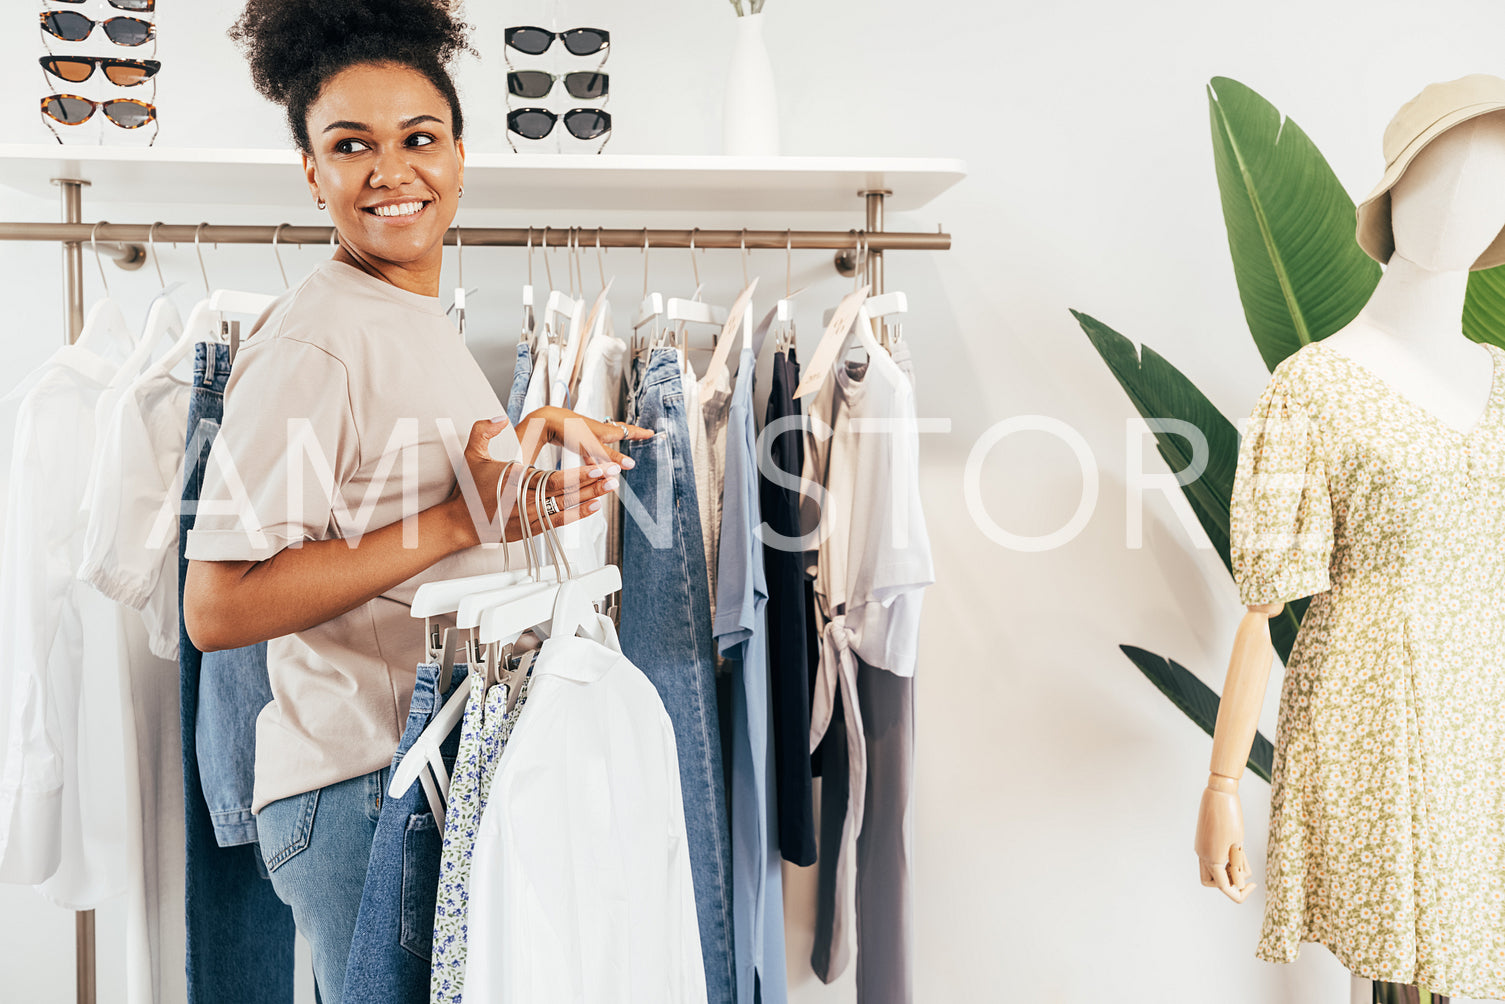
[302,61,465,293]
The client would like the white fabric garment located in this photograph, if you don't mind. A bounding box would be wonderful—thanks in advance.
[79,363,192,659]
[800,341,932,985]
[802,346,933,680]
[522,338,558,471]
[561,322,625,571]
[114,612,187,1004]
[0,341,129,906]
[79,352,192,1004]
[463,614,707,1004]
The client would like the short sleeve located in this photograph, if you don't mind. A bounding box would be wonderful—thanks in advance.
[184,337,358,563]
[1230,374,1334,605]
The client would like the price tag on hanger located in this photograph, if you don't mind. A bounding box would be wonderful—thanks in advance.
[794,285,868,399]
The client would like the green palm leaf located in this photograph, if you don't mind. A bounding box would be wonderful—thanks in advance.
[1070,308,1306,658]
[1119,645,1275,782]
[1465,265,1505,348]
[1208,76,1381,370]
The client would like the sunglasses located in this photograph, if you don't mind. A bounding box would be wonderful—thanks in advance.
[507,107,611,142]
[40,10,155,46]
[40,55,160,86]
[504,26,609,57]
[48,0,155,9]
[507,71,607,101]
[42,94,156,128]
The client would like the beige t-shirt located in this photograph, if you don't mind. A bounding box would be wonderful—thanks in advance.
[185,259,521,813]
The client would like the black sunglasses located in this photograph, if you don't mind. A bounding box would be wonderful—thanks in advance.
[49,0,155,9]
[507,71,607,101]
[507,107,611,142]
[504,26,609,57]
[40,10,155,46]
[40,55,160,86]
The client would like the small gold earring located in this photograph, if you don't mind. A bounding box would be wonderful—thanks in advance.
[458,186,465,199]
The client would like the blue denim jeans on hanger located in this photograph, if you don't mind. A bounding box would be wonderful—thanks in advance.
[506,341,532,425]
[341,662,468,1004]
[178,341,295,1004]
[619,346,735,1004]
[257,768,386,1004]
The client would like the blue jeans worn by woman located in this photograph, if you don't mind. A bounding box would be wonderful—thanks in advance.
[256,768,385,1004]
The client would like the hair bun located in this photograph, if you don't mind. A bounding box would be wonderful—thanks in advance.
[230,0,473,149]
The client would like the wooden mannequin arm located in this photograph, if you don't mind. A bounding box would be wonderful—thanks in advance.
[1194,601,1282,903]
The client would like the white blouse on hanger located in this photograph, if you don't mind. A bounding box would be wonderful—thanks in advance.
[0,340,130,906]
[463,615,706,1004]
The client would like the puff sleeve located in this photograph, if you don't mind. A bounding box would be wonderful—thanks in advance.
[1230,373,1335,605]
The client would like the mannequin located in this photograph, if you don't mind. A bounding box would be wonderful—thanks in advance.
[1195,112,1505,899]
[1195,82,1505,996]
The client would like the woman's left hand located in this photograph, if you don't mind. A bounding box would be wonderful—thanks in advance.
[514,406,654,469]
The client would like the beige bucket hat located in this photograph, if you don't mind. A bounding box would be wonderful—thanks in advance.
[1356,73,1505,270]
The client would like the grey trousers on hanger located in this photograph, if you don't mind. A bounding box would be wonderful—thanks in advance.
[811,660,915,1004]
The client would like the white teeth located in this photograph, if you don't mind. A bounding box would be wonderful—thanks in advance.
[373,202,425,217]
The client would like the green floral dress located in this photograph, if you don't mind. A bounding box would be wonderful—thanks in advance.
[1230,339,1505,998]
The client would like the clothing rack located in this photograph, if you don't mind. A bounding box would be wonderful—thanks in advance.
[9,177,946,1004]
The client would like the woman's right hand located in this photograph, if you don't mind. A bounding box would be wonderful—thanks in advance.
[445,417,619,547]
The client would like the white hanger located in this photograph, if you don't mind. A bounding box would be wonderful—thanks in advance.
[634,292,666,334]
[73,224,136,360]
[111,294,183,384]
[73,300,135,361]
[208,289,276,317]
[793,284,876,400]
[478,563,621,647]
[144,298,220,376]
[665,296,727,328]
[474,466,622,648]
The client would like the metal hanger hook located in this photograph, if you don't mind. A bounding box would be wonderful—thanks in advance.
[595,228,606,289]
[689,228,700,289]
[526,227,534,286]
[641,230,651,300]
[785,229,792,298]
[89,221,110,297]
[194,222,211,296]
[542,226,555,292]
[271,223,289,288]
[148,221,165,289]
[740,228,749,288]
[569,227,580,300]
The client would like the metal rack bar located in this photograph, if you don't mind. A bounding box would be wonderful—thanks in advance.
[0,222,948,258]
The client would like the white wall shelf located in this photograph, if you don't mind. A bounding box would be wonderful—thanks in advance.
[0,146,967,213]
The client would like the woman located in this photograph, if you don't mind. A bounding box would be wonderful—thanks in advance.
[183,1,649,998]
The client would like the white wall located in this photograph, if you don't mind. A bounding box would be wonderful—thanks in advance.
[3,1,1503,1001]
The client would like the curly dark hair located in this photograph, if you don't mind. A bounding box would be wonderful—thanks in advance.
[229,0,474,153]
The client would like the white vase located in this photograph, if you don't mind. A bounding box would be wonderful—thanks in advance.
[721,12,780,156]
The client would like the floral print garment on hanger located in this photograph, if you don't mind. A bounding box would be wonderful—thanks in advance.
[1230,339,1505,998]
[430,670,532,1004]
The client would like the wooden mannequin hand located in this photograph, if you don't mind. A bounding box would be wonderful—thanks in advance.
[1195,775,1256,903]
